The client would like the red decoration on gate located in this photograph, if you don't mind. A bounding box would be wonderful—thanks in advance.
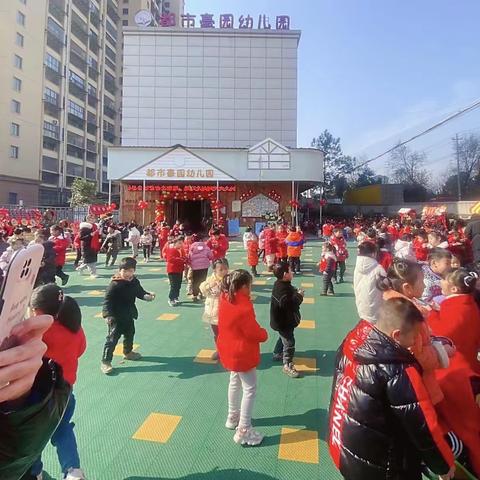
[239,189,254,202]
[289,199,300,209]
[137,200,148,210]
[267,189,281,202]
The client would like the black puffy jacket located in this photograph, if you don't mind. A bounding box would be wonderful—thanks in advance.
[269,280,303,332]
[0,359,71,480]
[328,320,453,480]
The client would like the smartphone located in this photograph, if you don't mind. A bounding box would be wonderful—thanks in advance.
[0,243,44,351]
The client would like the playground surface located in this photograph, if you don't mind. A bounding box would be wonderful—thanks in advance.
[40,239,355,480]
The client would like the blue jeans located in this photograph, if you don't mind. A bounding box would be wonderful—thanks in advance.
[273,329,296,365]
[31,392,81,476]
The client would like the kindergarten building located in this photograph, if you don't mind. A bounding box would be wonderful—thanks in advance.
[108,14,323,232]
[108,141,323,233]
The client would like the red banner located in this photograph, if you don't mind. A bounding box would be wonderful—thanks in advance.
[127,184,236,193]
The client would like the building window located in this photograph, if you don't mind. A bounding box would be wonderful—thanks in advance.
[11,100,21,113]
[69,70,85,88]
[17,11,25,26]
[10,146,19,159]
[122,8,129,14]
[68,100,84,119]
[44,87,58,104]
[12,77,22,92]
[44,53,60,72]
[10,123,20,136]
[19,0,27,4]
[43,120,60,139]
[8,193,18,205]
[14,54,23,69]
[122,20,128,26]
[16,32,24,47]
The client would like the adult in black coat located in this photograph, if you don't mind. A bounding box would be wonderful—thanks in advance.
[269,261,304,378]
[465,214,480,263]
[328,298,455,480]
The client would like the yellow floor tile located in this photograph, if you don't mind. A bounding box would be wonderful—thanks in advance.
[303,273,314,277]
[148,267,163,272]
[303,297,315,304]
[301,283,314,288]
[88,290,103,296]
[278,428,319,464]
[253,280,266,285]
[113,343,140,356]
[157,313,179,321]
[132,413,182,443]
[193,349,218,364]
[298,320,315,329]
[94,312,103,318]
[294,356,317,372]
[234,262,243,265]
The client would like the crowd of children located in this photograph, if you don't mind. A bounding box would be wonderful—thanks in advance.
[328,215,480,479]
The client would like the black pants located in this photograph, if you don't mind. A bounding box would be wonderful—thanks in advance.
[323,272,335,294]
[102,318,135,363]
[55,265,68,282]
[142,245,151,260]
[250,265,258,276]
[168,272,183,301]
[74,248,81,267]
[105,249,118,266]
[335,261,346,282]
[191,268,208,297]
[150,242,156,256]
[273,329,296,365]
[288,256,301,273]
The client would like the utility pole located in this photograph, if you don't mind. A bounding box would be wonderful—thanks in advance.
[455,134,462,201]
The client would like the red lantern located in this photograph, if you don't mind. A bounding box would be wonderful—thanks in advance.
[137,200,148,210]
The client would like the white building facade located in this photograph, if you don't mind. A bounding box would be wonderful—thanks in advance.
[121,27,300,148]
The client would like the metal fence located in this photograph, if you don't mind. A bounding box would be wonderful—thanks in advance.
[0,204,119,223]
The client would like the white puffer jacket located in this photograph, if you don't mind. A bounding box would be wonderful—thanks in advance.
[199,273,223,325]
[394,239,415,261]
[353,256,386,323]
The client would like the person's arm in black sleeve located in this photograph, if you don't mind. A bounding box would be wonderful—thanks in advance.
[386,365,454,475]
[465,223,473,240]
[102,282,116,318]
[134,278,150,300]
[278,285,303,310]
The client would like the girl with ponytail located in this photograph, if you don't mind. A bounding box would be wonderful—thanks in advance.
[29,283,87,480]
[217,269,268,446]
[378,259,452,406]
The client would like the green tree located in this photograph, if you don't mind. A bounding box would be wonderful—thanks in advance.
[311,130,357,197]
[352,166,381,188]
[70,178,97,207]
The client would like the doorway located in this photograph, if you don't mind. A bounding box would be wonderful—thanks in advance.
[172,200,211,233]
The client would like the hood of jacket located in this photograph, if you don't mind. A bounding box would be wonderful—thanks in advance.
[395,239,412,252]
[355,255,380,275]
[344,320,414,366]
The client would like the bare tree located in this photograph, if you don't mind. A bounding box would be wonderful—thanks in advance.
[455,133,480,194]
[388,143,429,185]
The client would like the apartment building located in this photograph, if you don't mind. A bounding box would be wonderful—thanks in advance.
[119,0,184,27]
[0,0,123,206]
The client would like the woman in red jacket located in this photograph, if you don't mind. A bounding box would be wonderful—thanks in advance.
[217,270,268,446]
[50,224,71,286]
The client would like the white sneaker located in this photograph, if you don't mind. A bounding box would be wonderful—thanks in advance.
[65,467,86,480]
[233,427,264,446]
[100,362,113,375]
[168,300,175,307]
[173,299,180,306]
[225,413,239,429]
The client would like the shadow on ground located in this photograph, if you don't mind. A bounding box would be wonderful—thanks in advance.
[124,470,280,480]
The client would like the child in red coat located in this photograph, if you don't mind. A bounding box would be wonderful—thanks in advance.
[275,225,288,262]
[50,224,71,286]
[165,237,186,306]
[207,228,229,261]
[246,237,259,277]
[330,228,348,283]
[29,283,87,480]
[217,270,268,446]
[428,268,480,476]
[413,231,429,262]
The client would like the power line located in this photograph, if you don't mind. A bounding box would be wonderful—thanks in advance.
[353,97,480,172]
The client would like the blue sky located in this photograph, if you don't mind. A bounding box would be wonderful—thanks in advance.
[186,0,480,181]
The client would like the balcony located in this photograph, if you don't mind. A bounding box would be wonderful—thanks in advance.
[104,79,117,95]
[43,136,60,152]
[87,93,98,108]
[43,98,61,118]
[71,14,88,45]
[103,100,116,120]
[70,48,87,72]
[47,30,64,53]
[45,65,62,85]
[90,10,100,29]
[43,126,60,141]
[86,151,97,163]
[107,0,120,22]
[72,0,89,17]
[103,130,116,144]
[48,0,65,23]
[68,112,85,129]
[86,139,96,152]
[88,66,98,81]
[87,113,98,135]
[69,81,87,100]
[89,35,99,55]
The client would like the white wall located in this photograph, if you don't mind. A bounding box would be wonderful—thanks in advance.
[121,28,299,148]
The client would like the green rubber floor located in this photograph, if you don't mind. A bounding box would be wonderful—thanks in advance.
[40,239,354,480]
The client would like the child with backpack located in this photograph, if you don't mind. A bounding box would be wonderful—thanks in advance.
[217,270,268,446]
